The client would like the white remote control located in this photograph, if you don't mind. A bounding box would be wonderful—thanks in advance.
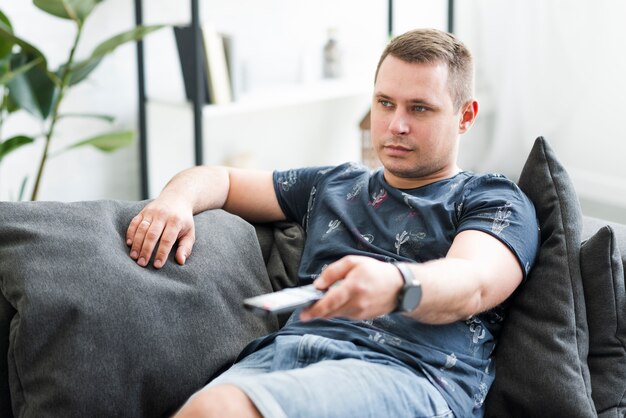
[243,284,325,316]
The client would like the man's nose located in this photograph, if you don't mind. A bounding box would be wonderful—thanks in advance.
[389,110,410,136]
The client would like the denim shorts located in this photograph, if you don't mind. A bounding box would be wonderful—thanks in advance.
[199,334,454,418]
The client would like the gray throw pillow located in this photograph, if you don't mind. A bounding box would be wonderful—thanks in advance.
[0,200,278,418]
[484,137,596,417]
[255,221,304,292]
[0,292,14,418]
[254,221,305,326]
[580,226,626,417]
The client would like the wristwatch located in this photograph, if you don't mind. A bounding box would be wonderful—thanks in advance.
[393,262,422,313]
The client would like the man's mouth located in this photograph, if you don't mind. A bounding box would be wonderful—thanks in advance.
[382,143,412,156]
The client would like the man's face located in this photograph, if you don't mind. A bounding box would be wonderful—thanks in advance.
[371,55,473,189]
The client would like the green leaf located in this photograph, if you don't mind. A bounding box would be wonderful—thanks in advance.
[0,10,12,31]
[67,25,163,85]
[60,56,101,86]
[65,130,134,153]
[0,24,50,72]
[0,56,9,80]
[0,56,43,85]
[0,10,14,57]
[32,0,103,23]
[7,53,57,119]
[91,25,164,58]
[0,24,56,99]
[58,112,114,123]
[4,93,19,113]
[0,135,35,162]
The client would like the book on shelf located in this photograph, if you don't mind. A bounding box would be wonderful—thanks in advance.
[221,33,236,98]
[201,24,233,105]
[173,25,233,105]
[173,25,211,104]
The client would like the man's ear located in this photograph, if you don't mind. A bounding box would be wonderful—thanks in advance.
[459,100,479,133]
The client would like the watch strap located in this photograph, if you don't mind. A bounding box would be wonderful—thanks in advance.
[393,262,421,312]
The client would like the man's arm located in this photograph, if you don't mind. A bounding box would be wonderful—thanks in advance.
[126,166,285,269]
[300,229,523,324]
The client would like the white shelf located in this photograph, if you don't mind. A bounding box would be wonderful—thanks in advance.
[150,77,372,116]
[220,78,372,112]
[146,80,371,197]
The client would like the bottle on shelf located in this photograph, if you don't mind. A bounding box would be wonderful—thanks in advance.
[323,27,342,79]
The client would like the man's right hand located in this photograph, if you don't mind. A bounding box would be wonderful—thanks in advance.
[125,166,285,269]
[126,198,195,269]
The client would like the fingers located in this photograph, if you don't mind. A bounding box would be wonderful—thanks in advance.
[129,216,164,267]
[300,284,353,321]
[301,255,401,321]
[300,257,354,320]
[152,222,181,269]
[126,214,145,247]
[314,257,354,290]
[175,233,195,265]
[127,213,151,263]
[126,205,195,269]
[303,257,366,320]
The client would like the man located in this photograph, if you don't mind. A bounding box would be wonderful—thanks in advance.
[127,29,539,418]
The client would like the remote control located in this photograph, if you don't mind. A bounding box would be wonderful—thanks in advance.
[243,284,325,316]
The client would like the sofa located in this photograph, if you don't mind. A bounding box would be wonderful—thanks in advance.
[1,137,625,418]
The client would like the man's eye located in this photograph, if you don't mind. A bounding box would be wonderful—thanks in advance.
[378,99,393,108]
[412,105,427,113]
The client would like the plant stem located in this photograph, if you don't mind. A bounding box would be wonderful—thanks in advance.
[0,87,7,141]
[0,88,7,191]
[30,23,84,201]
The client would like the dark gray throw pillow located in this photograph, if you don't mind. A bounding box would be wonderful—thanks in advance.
[484,137,596,417]
[0,292,14,418]
[255,221,304,292]
[0,200,278,418]
[580,226,626,417]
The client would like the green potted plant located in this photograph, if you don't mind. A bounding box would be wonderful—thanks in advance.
[0,0,162,200]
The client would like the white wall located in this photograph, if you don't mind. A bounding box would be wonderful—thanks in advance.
[455,0,626,222]
[2,0,625,223]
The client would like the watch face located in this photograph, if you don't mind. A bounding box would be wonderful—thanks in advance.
[402,285,422,311]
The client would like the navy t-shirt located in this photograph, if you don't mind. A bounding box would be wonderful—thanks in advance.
[242,163,539,417]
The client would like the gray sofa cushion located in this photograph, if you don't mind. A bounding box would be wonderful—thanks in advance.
[0,200,278,418]
[580,226,626,417]
[484,137,596,417]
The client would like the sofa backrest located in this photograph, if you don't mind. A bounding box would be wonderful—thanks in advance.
[2,139,625,417]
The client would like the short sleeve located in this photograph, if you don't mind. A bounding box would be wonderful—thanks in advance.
[273,166,333,227]
[457,174,540,278]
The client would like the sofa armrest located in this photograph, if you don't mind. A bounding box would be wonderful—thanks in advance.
[0,201,280,418]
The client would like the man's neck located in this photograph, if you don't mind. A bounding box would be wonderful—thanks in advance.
[382,166,462,190]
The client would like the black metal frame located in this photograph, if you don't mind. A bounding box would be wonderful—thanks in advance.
[387,0,454,35]
[190,0,204,167]
[134,0,454,199]
[133,0,148,198]
[448,0,455,33]
[134,0,204,199]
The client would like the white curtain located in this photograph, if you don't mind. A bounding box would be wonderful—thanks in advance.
[456,0,626,201]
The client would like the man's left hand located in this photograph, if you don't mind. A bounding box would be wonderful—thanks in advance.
[300,256,403,321]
